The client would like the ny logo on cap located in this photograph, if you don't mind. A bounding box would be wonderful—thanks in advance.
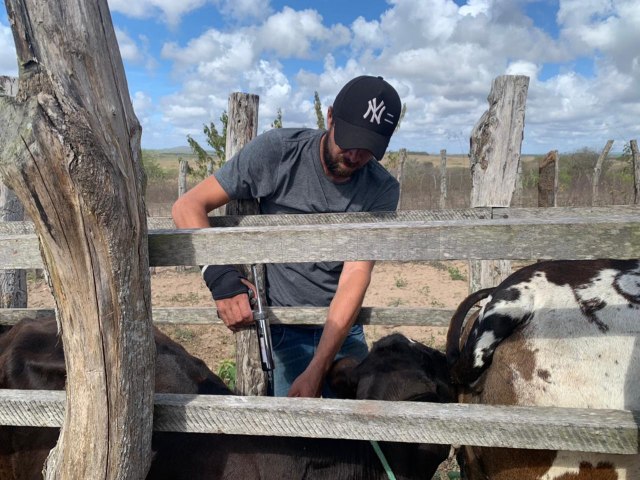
[364,97,395,126]
[363,98,386,124]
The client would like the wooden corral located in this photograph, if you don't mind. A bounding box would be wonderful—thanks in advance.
[0,204,639,457]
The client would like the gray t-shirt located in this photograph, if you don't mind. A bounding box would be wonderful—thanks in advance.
[214,128,399,307]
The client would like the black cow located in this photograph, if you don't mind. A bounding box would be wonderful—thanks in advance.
[0,318,454,479]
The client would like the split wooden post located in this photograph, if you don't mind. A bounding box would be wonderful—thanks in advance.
[592,140,614,206]
[0,76,26,310]
[439,149,447,209]
[469,75,529,292]
[631,140,639,205]
[538,150,559,208]
[222,92,267,396]
[0,1,155,478]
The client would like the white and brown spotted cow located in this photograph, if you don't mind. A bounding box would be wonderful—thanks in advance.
[446,259,640,480]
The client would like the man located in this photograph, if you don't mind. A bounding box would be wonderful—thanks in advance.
[172,75,401,397]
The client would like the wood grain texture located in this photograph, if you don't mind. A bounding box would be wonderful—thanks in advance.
[0,1,155,478]
[1,390,637,455]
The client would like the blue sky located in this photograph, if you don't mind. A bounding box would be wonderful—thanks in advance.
[1,0,639,155]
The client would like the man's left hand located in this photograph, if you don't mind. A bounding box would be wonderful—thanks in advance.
[287,367,323,398]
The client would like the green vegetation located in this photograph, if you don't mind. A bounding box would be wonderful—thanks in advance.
[394,274,408,288]
[314,91,325,130]
[271,108,283,129]
[447,266,466,281]
[217,359,237,390]
[387,298,406,307]
[142,150,170,181]
[186,111,228,180]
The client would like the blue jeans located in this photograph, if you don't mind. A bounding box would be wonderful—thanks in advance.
[269,324,368,397]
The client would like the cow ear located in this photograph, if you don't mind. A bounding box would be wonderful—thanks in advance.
[327,356,359,399]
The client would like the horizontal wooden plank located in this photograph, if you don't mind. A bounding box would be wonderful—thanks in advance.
[146,214,640,266]
[0,306,456,327]
[0,389,637,454]
[1,207,638,268]
[1,206,636,234]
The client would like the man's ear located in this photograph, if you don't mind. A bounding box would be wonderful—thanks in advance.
[327,356,359,399]
[326,106,334,129]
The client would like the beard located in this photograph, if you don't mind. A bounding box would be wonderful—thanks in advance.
[322,133,357,179]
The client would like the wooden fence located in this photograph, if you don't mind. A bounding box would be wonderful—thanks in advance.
[1,204,639,455]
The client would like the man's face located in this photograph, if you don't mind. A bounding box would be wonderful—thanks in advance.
[322,125,375,180]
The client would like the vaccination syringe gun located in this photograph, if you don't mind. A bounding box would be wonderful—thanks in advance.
[251,264,274,393]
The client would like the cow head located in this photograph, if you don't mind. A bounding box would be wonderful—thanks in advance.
[329,333,454,403]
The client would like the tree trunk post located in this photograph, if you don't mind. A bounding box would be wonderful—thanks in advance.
[592,139,614,206]
[222,93,265,396]
[0,76,27,310]
[469,75,529,292]
[631,140,639,205]
[439,149,447,209]
[538,150,558,208]
[396,148,407,210]
[0,1,154,479]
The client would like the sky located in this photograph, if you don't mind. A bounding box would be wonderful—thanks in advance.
[1,0,639,155]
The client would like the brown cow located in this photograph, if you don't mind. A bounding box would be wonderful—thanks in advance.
[0,318,453,479]
[447,259,640,480]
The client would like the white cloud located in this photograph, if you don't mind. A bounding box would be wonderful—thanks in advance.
[130,0,639,154]
[115,28,143,63]
[0,23,18,77]
[258,7,350,58]
[133,91,153,115]
[108,0,209,27]
[506,61,540,79]
[215,0,272,22]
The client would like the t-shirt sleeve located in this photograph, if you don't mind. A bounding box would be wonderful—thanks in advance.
[368,171,400,212]
[213,130,282,200]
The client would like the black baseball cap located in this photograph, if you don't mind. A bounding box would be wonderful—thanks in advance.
[332,75,401,160]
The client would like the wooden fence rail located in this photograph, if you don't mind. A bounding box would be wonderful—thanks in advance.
[1,204,639,455]
[0,206,638,269]
[1,390,637,455]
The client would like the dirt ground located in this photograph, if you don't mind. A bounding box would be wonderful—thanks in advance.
[27,260,470,375]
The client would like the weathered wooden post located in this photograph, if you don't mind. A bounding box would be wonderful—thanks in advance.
[178,158,189,197]
[0,76,27,310]
[469,75,529,292]
[439,149,447,209]
[592,139,613,206]
[630,140,639,205]
[396,148,407,209]
[222,92,267,396]
[0,1,154,479]
[538,150,559,208]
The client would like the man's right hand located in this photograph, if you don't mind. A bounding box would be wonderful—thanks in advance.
[215,278,256,331]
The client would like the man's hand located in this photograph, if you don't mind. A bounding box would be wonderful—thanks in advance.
[215,278,256,332]
[287,366,323,398]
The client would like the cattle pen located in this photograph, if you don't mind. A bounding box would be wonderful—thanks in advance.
[0,203,639,458]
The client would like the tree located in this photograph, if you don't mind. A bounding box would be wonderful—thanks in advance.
[314,91,325,130]
[271,108,283,129]
[0,1,154,478]
[186,111,228,180]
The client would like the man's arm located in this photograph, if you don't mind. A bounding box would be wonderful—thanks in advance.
[287,260,374,397]
[172,176,255,330]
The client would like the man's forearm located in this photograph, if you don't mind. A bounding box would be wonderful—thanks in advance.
[308,261,374,376]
